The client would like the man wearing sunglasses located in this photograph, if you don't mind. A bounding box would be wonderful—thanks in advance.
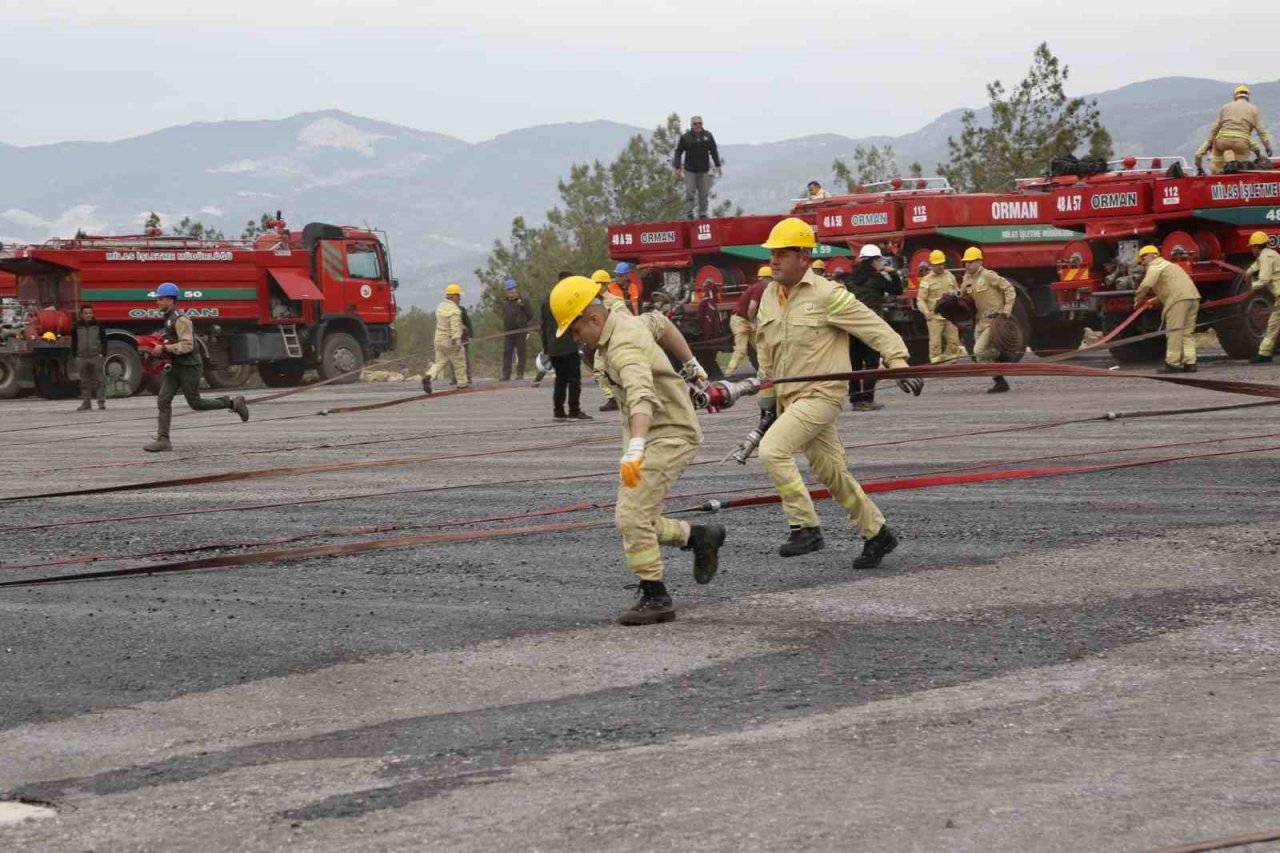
[672,116,722,220]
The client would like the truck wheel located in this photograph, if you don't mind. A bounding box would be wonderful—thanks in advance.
[104,340,145,397]
[34,359,78,399]
[0,357,20,399]
[1213,273,1274,359]
[205,364,255,389]
[319,332,364,384]
[258,361,307,388]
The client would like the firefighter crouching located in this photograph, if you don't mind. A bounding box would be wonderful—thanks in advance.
[960,247,1016,393]
[1247,231,1280,364]
[748,218,922,569]
[144,283,249,453]
[422,283,467,394]
[550,275,725,626]
[916,250,961,364]
[1133,245,1201,373]
[1194,84,1273,175]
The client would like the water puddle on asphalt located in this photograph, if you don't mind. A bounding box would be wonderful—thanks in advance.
[0,801,56,824]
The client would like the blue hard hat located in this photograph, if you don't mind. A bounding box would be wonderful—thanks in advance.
[503,279,518,290]
[156,282,181,299]
[613,262,632,276]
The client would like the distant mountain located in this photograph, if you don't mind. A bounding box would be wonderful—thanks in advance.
[2,78,1277,308]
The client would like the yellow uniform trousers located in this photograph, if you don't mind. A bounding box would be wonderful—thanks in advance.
[614,437,697,581]
[758,395,884,538]
[428,339,467,386]
[726,314,755,374]
[927,316,961,363]
[1210,136,1255,173]
[1162,299,1199,367]
[1260,304,1280,356]
[972,323,1001,363]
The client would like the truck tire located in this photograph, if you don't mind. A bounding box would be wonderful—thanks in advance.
[34,359,78,399]
[258,361,307,388]
[205,363,255,389]
[1213,272,1274,359]
[319,332,364,384]
[0,357,20,399]
[103,340,145,397]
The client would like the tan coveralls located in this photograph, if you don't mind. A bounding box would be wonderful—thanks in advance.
[755,269,910,537]
[597,309,702,581]
[1249,246,1280,356]
[1196,99,1273,173]
[960,267,1016,362]
[427,299,467,386]
[727,315,755,374]
[1134,258,1201,368]
[916,269,962,363]
[594,293,673,400]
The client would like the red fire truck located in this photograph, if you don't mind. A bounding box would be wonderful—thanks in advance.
[0,220,397,399]
[1043,156,1278,361]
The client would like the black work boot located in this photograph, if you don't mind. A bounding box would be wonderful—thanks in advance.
[1182,363,1198,373]
[683,524,726,585]
[778,526,824,558]
[618,580,676,626]
[988,376,1010,393]
[599,398,619,412]
[76,400,91,412]
[853,525,899,570]
[1157,363,1182,374]
[97,401,106,410]
[421,376,433,394]
[569,409,593,420]
[231,396,250,422]
[1250,353,1273,364]
[554,408,569,420]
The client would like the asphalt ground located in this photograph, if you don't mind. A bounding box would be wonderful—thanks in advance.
[1,355,1279,852]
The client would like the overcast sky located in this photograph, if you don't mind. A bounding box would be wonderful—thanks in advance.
[3,0,1274,147]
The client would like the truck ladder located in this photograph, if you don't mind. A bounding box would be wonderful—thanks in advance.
[280,325,303,359]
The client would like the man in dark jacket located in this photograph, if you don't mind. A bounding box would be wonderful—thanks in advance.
[500,278,533,381]
[844,245,904,411]
[672,116,722,220]
[541,272,591,420]
[71,304,108,410]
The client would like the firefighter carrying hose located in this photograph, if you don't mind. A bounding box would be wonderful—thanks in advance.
[959,247,1016,393]
[746,218,922,569]
[143,283,249,453]
[550,275,725,626]
[422,283,467,394]
[1134,245,1201,373]
[1247,231,1280,364]
[916,250,961,364]
[1194,84,1273,175]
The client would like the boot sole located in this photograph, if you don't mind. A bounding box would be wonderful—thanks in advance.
[778,538,825,558]
[692,525,727,585]
[618,609,676,626]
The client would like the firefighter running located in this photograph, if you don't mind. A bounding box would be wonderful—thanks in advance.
[916,250,962,364]
[422,284,467,394]
[725,265,769,377]
[748,218,922,569]
[143,283,249,453]
[959,247,1016,393]
[1194,84,1273,175]
[1134,245,1201,373]
[1247,231,1280,364]
[551,275,725,625]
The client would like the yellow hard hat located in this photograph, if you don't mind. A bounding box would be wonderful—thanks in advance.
[1234,84,1250,98]
[445,283,462,296]
[961,247,983,263]
[1137,245,1160,258]
[761,217,816,250]
[590,269,611,284]
[550,275,599,337]
[41,331,58,341]
[1249,231,1269,247]
[811,259,826,271]
[757,265,772,278]
[928,249,946,265]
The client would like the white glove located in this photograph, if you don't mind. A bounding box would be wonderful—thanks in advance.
[535,352,552,373]
[679,357,708,386]
[619,437,646,488]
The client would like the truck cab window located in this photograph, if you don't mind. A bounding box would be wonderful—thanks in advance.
[347,244,382,280]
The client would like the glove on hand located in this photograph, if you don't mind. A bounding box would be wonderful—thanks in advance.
[535,352,552,373]
[896,377,925,396]
[619,437,646,488]
[679,357,708,386]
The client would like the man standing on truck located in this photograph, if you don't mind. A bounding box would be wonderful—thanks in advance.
[916,251,962,364]
[749,218,922,570]
[70,304,106,411]
[960,247,1016,393]
[143,283,249,453]
[1134,245,1201,373]
[501,279,533,381]
[672,116,722,220]
[423,283,467,394]
[725,266,770,377]
[550,275,725,625]
[845,244,904,410]
[1247,232,1280,364]
[1194,84,1273,175]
